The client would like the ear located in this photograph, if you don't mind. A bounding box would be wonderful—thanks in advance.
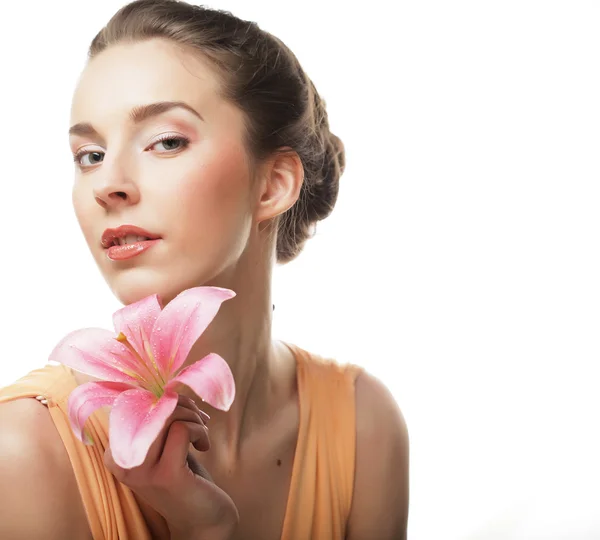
[254,148,304,225]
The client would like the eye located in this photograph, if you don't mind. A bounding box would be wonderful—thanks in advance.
[72,135,191,169]
[150,134,191,153]
[73,149,104,167]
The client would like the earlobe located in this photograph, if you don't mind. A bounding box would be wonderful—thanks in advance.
[256,149,304,224]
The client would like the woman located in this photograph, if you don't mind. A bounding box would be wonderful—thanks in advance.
[0,0,409,538]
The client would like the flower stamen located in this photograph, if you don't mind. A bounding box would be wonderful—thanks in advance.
[116,332,164,395]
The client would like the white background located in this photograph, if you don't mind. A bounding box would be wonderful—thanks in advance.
[1,1,599,538]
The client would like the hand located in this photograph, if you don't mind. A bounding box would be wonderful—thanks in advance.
[103,394,239,539]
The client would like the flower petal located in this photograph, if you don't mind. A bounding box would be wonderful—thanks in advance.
[151,287,236,376]
[66,380,136,444]
[108,387,179,469]
[49,328,142,384]
[113,294,162,373]
[166,353,235,411]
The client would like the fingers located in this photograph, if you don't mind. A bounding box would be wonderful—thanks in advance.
[104,418,208,485]
[178,394,211,423]
[104,394,211,489]
[173,395,211,450]
[161,419,210,460]
[155,420,210,484]
[144,401,207,465]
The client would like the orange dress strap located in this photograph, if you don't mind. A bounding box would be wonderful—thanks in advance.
[0,363,168,540]
[280,343,363,540]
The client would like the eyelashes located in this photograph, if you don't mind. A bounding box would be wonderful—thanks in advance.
[72,134,192,169]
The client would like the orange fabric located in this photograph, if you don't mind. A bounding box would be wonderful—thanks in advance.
[281,343,363,539]
[0,342,363,539]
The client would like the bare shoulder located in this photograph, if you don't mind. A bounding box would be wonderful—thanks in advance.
[0,399,92,539]
[346,370,409,540]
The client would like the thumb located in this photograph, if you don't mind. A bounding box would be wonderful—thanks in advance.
[160,421,192,473]
[160,421,214,482]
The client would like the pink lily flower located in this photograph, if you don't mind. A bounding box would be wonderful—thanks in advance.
[49,286,236,469]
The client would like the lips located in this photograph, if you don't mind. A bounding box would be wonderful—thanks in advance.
[101,225,161,249]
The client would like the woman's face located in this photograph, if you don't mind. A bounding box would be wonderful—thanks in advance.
[70,39,255,306]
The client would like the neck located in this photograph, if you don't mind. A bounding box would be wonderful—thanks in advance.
[175,248,282,462]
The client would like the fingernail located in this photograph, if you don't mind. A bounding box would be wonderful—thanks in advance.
[198,409,210,422]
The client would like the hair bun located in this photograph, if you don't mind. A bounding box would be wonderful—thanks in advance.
[325,131,345,182]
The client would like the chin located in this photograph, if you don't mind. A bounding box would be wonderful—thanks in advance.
[106,270,182,307]
[106,266,218,307]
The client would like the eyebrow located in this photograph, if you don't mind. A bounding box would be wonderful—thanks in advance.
[68,100,204,137]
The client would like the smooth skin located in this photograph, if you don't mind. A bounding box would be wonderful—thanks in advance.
[0,38,408,539]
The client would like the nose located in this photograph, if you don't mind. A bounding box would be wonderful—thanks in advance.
[93,175,141,210]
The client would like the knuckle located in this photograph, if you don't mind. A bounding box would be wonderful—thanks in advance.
[120,466,156,489]
[171,419,188,432]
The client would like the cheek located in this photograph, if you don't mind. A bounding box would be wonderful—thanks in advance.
[167,144,252,237]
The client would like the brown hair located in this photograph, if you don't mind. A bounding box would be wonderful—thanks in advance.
[88,0,345,264]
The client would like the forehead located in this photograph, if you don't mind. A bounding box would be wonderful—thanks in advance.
[70,38,223,125]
